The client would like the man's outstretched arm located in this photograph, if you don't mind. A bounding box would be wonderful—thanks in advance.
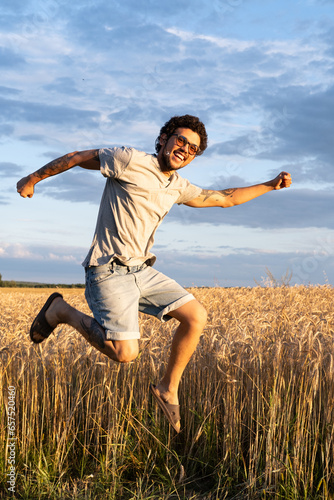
[185,171,292,208]
[17,149,100,198]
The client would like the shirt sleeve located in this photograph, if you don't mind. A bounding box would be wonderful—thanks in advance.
[175,178,202,205]
[99,147,133,178]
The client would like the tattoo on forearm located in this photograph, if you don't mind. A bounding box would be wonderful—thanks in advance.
[34,154,74,180]
[201,188,237,202]
[80,318,106,349]
[219,188,237,197]
[34,150,100,179]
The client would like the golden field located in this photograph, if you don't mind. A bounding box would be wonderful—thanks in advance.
[0,285,334,499]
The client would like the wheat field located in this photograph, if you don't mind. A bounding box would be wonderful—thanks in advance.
[1,285,334,499]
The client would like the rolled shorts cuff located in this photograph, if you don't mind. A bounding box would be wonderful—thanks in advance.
[105,330,141,341]
[158,293,196,322]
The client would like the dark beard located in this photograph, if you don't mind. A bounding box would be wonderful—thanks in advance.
[159,144,172,173]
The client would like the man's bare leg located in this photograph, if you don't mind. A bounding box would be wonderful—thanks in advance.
[154,300,207,411]
[36,296,205,386]
[33,295,206,431]
[36,296,139,363]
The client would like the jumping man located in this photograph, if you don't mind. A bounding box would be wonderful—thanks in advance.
[17,115,292,432]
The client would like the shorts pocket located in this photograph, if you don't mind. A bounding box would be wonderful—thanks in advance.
[85,265,114,286]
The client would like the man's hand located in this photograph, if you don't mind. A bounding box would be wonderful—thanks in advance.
[17,175,36,198]
[269,171,292,190]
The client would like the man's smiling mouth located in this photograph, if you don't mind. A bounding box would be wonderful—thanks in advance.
[174,151,186,162]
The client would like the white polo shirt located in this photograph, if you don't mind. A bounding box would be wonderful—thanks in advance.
[82,147,201,268]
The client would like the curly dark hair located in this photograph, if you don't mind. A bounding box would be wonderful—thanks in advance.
[155,114,208,156]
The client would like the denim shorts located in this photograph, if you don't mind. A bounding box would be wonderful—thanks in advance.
[84,262,195,341]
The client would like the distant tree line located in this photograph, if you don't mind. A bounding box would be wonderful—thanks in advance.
[0,273,85,288]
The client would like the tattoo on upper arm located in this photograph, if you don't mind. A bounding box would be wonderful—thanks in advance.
[201,188,236,202]
[80,318,106,349]
[201,189,213,201]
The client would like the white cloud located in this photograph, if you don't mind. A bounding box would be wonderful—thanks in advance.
[1,0,334,286]
[0,243,35,259]
[165,27,254,51]
[0,242,84,263]
[48,253,77,262]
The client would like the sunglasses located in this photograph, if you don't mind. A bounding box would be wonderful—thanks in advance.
[170,134,201,156]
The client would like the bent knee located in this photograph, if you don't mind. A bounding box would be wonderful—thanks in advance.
[113,340,139,363]
[192,302,207,328]
[176,300,207,329]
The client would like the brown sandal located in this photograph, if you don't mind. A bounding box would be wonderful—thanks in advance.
[150,384,181,433]
[30,292,63,344]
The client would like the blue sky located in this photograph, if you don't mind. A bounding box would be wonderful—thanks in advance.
[1,0,334,287]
